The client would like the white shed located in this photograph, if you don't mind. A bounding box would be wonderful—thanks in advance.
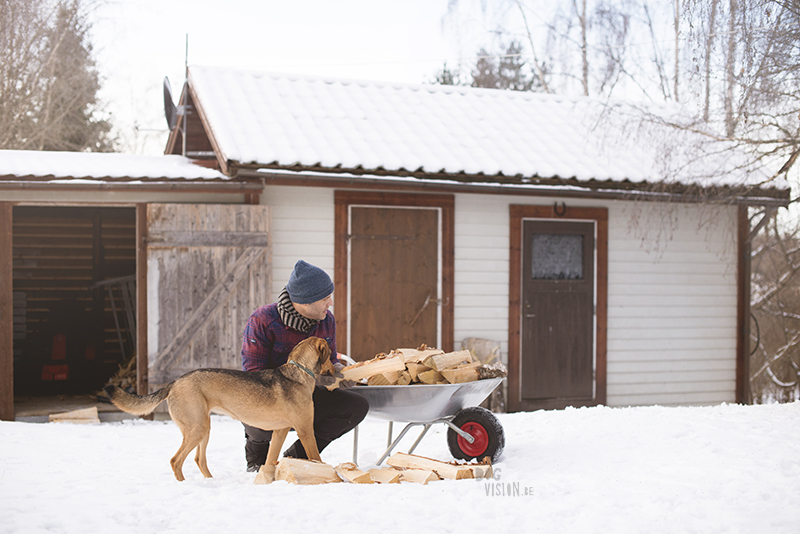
[0,66,789,419]
[164,66,788,411]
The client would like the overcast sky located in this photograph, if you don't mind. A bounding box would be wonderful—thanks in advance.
[89,0,501,155]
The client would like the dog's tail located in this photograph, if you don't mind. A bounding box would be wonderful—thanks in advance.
[103,383,173,416]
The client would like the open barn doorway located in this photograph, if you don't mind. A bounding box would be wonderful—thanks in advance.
[12,206,136,413]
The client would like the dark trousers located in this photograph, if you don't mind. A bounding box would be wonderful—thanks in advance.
[243,387,369,464]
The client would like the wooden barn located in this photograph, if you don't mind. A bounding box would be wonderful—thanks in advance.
[0,66,790,420]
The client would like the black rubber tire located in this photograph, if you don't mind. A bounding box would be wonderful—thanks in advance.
[447,406,505,463]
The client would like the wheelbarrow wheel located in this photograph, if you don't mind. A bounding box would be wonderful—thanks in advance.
[447,406,505,463]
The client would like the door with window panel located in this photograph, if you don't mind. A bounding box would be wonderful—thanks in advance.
[521,220,595,408]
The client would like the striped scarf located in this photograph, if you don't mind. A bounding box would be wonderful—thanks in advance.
[277,287,317,333]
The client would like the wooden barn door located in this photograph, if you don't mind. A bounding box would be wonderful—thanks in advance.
[334,192,454,361]
[521,220,595,407]
[146,204,270,391]
[349,206,439,360]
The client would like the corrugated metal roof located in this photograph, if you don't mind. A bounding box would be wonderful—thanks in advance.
[188,66,788,195]
[0,150,227,181]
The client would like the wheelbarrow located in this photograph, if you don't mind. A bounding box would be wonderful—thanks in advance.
[349,377,505,465]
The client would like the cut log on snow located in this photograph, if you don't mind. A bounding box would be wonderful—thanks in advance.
[335,463,373,484]
[368,467,400,484]
[398,469,440,485]
[387,452,493,480]
[274,458,341,485]
[423,350,473,372]
[417,369,445,384]
[253,464,276,485]
[441,362,481,384]
[49,407,100,424]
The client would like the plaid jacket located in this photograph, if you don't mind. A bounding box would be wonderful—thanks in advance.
[240,303,338,372]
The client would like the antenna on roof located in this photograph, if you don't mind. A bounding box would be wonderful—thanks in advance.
[163,77,178,130]
[162,34,190,156]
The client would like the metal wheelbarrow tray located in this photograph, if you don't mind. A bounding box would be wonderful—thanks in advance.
[349,377,506,465]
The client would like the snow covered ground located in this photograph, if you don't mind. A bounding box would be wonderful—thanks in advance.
[1,402,798,534]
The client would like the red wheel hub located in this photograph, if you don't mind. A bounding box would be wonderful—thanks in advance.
[457,422,489,457]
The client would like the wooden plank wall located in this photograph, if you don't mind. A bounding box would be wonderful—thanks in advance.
[147,204,270,389]
[12,206,136,395]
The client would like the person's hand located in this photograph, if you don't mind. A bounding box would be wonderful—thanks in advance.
[337,377,357,389]
[329,362,357,389]
[315,374,339,388]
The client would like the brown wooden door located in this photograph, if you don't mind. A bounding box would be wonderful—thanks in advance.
[348,206,439,361]
[521,220,595,407]
[146,204,270,390]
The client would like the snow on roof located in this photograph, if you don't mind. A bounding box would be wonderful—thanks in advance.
[188,66,788,194]
[0,150,227,181]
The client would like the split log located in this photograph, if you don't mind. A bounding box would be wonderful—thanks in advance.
[417,369,444,384]
[441,362,481,384]
[335,463,373,484]
[398,469,440,485]
[423,350,473,372]
[342,353,405,377]
[274,458,341,485]
[405,362,430,382]
[49,407,100,424]
[387,452,493,480]
[396,347,445,363]
[478,361,509,379]
[329,354,406,390]
[254,464,276,485]
[368,467,401,484]
[395,370,412,386]
[367,370,400,385]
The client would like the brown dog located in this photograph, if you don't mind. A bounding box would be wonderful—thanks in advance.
[104,337,335,481]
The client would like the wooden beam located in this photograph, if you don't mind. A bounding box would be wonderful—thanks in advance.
[0,202,13,420]
[135,203,148,395]
[736,205,751,404]
[146,230,270,248]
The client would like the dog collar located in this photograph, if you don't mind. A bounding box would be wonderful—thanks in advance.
[289,360,315,379]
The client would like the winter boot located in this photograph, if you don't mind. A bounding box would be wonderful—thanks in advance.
[245,437,270,472]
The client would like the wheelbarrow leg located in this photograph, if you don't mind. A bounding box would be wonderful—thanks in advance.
[377,422,427,465]
[352,424,359,464]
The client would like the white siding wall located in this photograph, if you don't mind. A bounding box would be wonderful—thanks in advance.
[262,185,740,407]
[606,202,739,406]
[453,193,740,408]
[453,194,511,355]
[261,185,335,304]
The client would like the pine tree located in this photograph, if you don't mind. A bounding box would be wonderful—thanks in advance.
[0,0,113,152]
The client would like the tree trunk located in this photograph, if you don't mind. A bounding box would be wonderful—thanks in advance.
[725,0,738,137]
[703,0,719,121]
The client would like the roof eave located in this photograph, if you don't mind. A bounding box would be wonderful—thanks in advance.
[235,163,791,207]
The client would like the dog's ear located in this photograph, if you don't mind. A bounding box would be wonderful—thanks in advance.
[317,338,331,360]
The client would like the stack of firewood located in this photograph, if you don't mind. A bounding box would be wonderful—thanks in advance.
[96,355,136,402]
[329,344,507,389]
[254,452,494,485]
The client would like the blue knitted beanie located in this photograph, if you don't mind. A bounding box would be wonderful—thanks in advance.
[286,260,334,304]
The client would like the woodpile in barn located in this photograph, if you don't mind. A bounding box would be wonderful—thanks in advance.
[328,344,507,390]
